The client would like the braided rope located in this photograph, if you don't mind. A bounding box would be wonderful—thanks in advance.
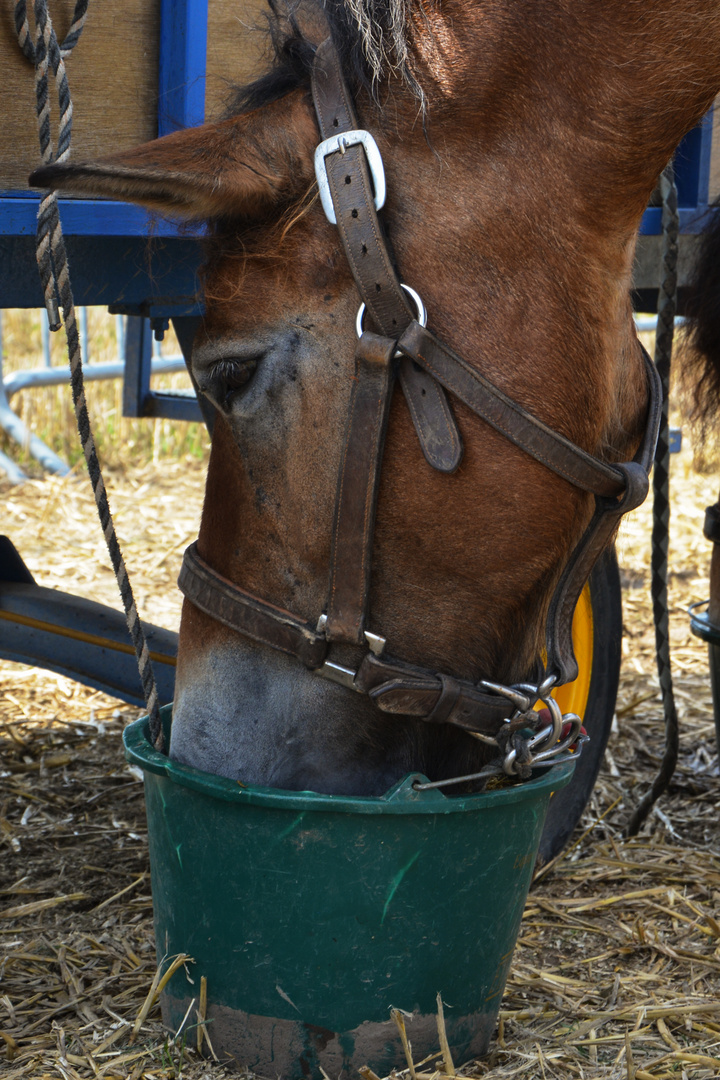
[626,163,679,836]
[15,0,89,61]
[15,1,164,752]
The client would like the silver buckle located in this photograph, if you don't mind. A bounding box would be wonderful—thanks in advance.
[314,613,386,690]
[314,129,387,226]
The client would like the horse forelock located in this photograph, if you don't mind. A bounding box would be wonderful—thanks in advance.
[225,0,425,119]
[330,0,415,87]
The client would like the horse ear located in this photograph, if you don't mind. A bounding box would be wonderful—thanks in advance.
[28,91,318,219]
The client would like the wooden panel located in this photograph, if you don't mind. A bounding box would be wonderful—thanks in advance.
[710,94,720,202]
[205,0,270,120]
[0,0,160,191]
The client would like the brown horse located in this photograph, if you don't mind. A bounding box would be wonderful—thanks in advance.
[32,0,720,795]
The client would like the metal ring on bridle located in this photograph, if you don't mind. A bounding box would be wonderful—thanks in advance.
[355,284,427,339]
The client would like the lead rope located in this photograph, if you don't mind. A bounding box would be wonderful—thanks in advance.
[626,162,679,835]
[15,0,164,752]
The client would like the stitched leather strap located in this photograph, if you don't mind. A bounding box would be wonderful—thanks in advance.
[179,542,328,669]
[544,350,662,681]
[398,320,629,497]
[354,654,512,732]
[326,332,396,643]
[311,39,462,474]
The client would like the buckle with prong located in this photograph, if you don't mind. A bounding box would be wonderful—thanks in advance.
[314,130,386,226]
[314,613,387,690]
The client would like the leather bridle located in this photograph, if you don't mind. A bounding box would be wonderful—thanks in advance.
[177,39,662,781]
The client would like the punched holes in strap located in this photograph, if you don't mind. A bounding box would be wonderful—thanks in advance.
[311,39,463,474]
[311,39,412,335]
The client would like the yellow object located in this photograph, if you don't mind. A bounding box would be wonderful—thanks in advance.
[535,581,594,721]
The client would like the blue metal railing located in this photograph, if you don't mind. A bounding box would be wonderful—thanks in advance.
[0,310,191,482]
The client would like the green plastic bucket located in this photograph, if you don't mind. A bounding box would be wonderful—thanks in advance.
[124,706,573,1077]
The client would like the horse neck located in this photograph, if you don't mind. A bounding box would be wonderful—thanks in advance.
[399,0,720,234]
[311,1,717,495]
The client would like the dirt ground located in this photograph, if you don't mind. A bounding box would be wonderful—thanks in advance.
[1,425,719,1079]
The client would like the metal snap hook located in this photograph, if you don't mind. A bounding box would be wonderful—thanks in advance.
[527,695,563,753]
[315,129,386,225]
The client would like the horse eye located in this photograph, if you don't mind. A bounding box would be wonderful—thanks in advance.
[211,357,259,408]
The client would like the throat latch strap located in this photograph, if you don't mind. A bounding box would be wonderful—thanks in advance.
[397,321,630,497]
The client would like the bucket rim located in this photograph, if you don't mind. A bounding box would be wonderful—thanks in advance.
[123,705,574,815]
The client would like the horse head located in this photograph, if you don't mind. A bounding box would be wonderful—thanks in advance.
[32,0,720,794]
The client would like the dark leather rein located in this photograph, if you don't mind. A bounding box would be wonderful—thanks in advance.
[178,39,662,781]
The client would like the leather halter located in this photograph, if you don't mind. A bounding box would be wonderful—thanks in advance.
[178,39,662,743]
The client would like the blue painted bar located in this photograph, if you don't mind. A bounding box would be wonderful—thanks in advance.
[0,195,200,237]
[639,111,714,234]
[668,428,682,454]
[639,205,714,235]
[158,0,209,135]
[0,234,203,311]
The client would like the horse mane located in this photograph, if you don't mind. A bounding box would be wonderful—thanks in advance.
[224,0,424,117]
[680,197,720,452]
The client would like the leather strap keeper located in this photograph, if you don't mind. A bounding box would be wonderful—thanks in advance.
[355,652,512,734]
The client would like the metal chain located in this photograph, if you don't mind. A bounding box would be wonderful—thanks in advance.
[15,0,164,752]
[414,674,587,791]
[626,162,679,836]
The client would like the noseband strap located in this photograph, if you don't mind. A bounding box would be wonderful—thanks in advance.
[177,39,662,744]
[178,544,329,669]
[179,542,518,735]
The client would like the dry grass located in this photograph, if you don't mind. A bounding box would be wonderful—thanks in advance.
[0,309,209,471]
[0,323,719,1078]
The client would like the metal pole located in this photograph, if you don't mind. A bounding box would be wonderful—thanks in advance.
[116,314,125,362]
[0,309,68,478]
[41,307,51,367]
[80,306,89,364]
